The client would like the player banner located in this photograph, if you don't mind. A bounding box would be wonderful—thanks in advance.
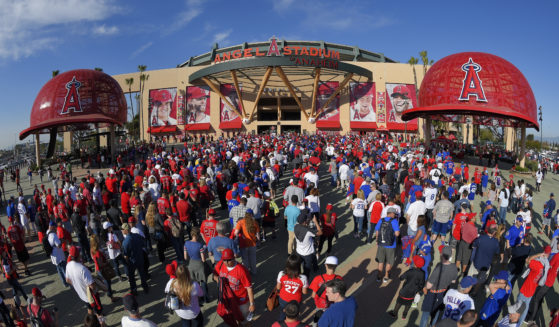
[219,84,242,129]
[315,81,340,129]
[386,83,418,130]
[349,82,377,129]
[185,86,210,130]
[376,91,387,130]
[148,88,178,128]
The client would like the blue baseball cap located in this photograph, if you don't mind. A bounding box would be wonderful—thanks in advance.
[486,200,492,206]
[460,276,478,288]
[494,270,509,281]
[246,208,254,215]
[49,221,56,227]
[516,215,524,222]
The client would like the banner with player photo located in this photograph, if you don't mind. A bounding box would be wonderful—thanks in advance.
[219,84,242,129]
[315,81,340,129]
[185,86,211,130]
[148,88,178,130]
[349,82,377,130]
[385,83,418,130]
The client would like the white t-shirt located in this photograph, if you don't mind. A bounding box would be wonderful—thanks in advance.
[305,195,321,213]
[296,231,316,256]
[429,168,441,183]
[164,279,203,320]
[424,187,438,209]
[351,198,366,217]
[304,173,319,187]
[499,189,510,207]
[66,261,94,303]
[382,204,401,219]
[121,316,157,327]
[48,231,65,265]
[406,200,426,232]
[106,232,121,259]
[338,164,350,180]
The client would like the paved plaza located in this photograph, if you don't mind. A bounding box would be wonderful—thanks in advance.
[0,157,558,326]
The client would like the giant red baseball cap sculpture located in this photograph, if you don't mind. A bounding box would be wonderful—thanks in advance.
[401,52,539,130]
[20,69,127,157]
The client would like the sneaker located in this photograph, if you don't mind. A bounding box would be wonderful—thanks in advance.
[353,233,359,238]
[383,277,389,283]
[388,310,396,318]
[376,276,382,283]
[411,302,418,308]
[402,314,407,320]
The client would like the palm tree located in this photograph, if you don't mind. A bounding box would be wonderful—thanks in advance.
[52,70,59,78]
[408,57,419,99]
[94,67,103,72]
[419,51,436,140]
[137,65,149,140]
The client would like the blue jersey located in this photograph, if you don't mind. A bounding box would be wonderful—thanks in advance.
[468,184,477,201]
[505,225,524,247]
[480,283,511,325]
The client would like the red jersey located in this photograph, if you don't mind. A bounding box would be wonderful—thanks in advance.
[7,225,25,251]
[214,261,252,304]
[520,259,544,297]
[369,201,384,224]
[200,219,218,244]
[121,192,131,215]
[176,199,190,223]
[277,271,308,303]
[57,203,69,222]
[157,197,170,215]
[160,175,172,193]
[309,274,343,308]
[452,213,469,241]
[545,254,559,287]
[320,213,337,237]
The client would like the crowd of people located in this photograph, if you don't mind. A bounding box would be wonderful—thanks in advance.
[0,132,558,327]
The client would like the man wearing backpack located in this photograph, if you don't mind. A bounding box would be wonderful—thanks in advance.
[309,256,343,324]
[28,287,58,327]
[271,300,308,327]
[375,207,400,283]
[46,221,69,287]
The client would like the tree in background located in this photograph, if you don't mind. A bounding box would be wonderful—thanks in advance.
[138,65,149,140]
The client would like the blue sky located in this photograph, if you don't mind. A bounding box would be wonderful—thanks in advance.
[1,0,557,149]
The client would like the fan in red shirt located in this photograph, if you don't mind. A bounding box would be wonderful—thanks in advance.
[176,193,191,223]
[213,249,255,325]
[309,256,343,310]
[276,254,308,320]
[160,170,172,194]
[121,188,131,216]
[452,205,475,242]
[7,217,31,274]
[157,193,171,216]
[200,209,218,245]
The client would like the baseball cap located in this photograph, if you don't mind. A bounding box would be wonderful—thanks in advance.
[123,293,139,314]
[460,276,478,288]
[208,208,216,215]
[187,86,209,99]
[102,222,112,230]
[551,193,555,197]
[49,221,56,227]
[516,215,524,222]
[391,85,409,98]
[387,207,398,214]
[508,301,526,315]
[353,83,374,98]
[245,208,254,215]
[544,245,552,254]
[221,248,234,260]
[128,216,136,223]
[325,256,339,265]
[415,191,422,199]
[494,270,509,281]
[121,223,130,231]
[68,245,80,260]
[486,200,492,206]
[152,90,173,103]
[326,203,333,211]
[32,287,43,298]
[413,255,425,268]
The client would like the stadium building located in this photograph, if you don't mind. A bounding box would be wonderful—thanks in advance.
[113,37,434,141]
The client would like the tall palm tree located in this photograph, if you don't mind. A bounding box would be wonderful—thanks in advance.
[419,51,436,140]
[137,65,149,140]
[94,67,103,72]
[408,57,419,99]
[52,70,59,78]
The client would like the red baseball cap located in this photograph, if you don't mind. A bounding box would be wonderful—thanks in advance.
[544,245,552,254]
[152,89,173,103]
[413,255,425,268]
[391,85,409,99]
[187,87,209,99]
[208,208,216,215]
[128,216,136,223]
[32,287,43,298]
[221,248,234,260]
[326,203,333,211]
[415,191,423,199]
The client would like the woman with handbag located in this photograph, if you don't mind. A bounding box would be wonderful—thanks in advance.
[276,254,308,321]
[164,264,204,327]
[90,235,119,303]
[184,227,210,304]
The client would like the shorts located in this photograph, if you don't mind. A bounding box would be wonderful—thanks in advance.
[456,240,473,263]
[543,218,551,226]
[239,302,250,320]
[449,236,458,249]
[15,248,30,263]
[376,246,396,265]
[432,221,449,235]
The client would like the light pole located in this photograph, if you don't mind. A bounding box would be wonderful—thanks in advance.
[539,106,543,153]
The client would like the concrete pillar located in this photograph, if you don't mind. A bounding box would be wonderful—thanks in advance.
[109,125,116,158]
[63,131,73,153]
[519,126,526,168]
[504,127,516,152]
[424,118,432,146]
[34,134,41,168]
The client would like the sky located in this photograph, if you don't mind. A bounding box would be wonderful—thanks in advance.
[0,0,557,149]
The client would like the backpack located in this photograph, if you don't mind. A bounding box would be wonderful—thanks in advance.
[169,217,183,238]
[378,218,395,246]
[316,274,343,297]
[42,231,54,257]
[28,303,45,327]
[269,200,280,216]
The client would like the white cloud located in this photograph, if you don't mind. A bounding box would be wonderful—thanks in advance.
[165,0,206,35]
[93,24,119,36]
[130,42,153,59]
[212,29,232,46]
[0,0,116,60]
[273,0,295,12]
